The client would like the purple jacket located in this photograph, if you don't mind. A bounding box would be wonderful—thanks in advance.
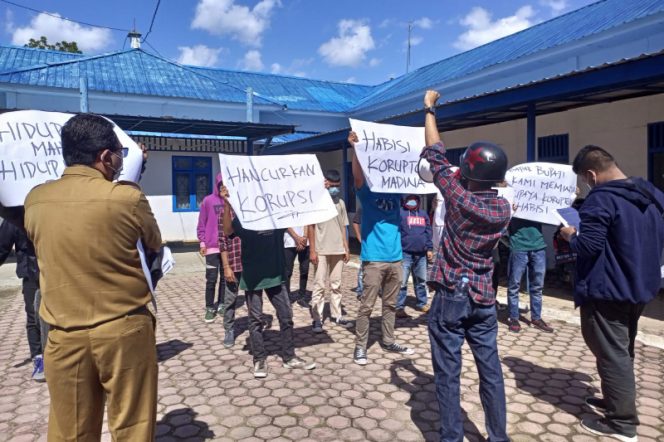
[197,174,224,254]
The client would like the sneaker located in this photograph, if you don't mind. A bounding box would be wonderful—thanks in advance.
[217,304,225,317]
[283,356,316,370]
[352,286,362,293]
[204,308,216,323]
[580,417,637,442]
[32,355,45,382]
[532,319,554,333]
[333,316,353,328]
[382,342,415,355]
[312,320,324,334]
[508,318,521,333]
[353,347,368,365]
[585,396,607,414]
[296,297,310,309]
[253,360,268,378]
[356,291,363,301]
[416,305,430,313]
[395,309,410,319]
[223,330,235,349]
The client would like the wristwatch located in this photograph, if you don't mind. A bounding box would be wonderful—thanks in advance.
[425,106,436,116]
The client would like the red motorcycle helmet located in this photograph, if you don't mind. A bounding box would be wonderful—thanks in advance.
[459,142,508,183]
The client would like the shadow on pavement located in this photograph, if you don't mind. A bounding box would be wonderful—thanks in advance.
[156,408,215,441]
[156,339,193,363]
[503,356,599,420]
[390,359,486,442]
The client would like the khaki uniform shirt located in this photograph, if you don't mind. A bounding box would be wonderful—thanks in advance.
[24,165,161,329]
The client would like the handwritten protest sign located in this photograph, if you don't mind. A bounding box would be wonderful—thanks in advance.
[506,162,577,225]
[219,153,337,231]
[0,110,144,207]
[349,118,437,194]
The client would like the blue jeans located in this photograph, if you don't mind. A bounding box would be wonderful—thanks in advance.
[356,263,364,293]
[428,290,508,442]
[507,249,546,321]
[397,252,428,309]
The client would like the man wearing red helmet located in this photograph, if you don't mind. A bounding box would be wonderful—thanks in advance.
[420,90,511,441]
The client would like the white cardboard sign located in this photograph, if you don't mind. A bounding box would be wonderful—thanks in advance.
[506,162,577,225]
[0,110,144,207]
[219,153,337,231]
[349,118,437,194]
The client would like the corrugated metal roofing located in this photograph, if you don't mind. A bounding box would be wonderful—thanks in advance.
[0,47,373,112]
[351,0,664,110]
[0,0,662,114]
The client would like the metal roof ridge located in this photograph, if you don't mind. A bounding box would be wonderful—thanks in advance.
[0,48,140,76]
[0,43,85,57]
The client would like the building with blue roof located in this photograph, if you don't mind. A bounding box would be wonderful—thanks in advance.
[0,0,663,242]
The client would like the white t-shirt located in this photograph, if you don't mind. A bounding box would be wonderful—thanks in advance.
[434,190,446,227]
[283,226,308,248]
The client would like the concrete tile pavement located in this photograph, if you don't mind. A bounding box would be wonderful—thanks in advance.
[0,250,662,441]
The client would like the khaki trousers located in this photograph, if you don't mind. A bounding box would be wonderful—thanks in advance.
[311,254,345,321]
[355,261,401,349]
[45,310,157,442]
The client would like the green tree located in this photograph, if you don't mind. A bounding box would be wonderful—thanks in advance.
[25,36,82,54]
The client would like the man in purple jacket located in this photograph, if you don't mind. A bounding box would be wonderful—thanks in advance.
[197,173,225,323]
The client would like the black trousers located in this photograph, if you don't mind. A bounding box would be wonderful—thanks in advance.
[205,253,224,309]
[22,278,42,358]
[284,247,310,295]
[245,284,295,363]
[580,300,645,436]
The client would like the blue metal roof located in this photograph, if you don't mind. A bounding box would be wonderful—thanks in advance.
[352,0,664,111]
[0,0,662,115]
[0,46,373,112]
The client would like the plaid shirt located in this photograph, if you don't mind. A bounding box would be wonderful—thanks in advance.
[218,206,242,273]
[422,142,510,305]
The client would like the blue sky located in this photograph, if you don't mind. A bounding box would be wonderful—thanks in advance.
[2,0,598,85]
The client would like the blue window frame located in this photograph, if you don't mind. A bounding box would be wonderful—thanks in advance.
[648,122,664,192]
[538,134,569,164]
[172,156,212,212]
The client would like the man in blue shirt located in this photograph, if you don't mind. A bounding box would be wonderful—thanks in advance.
[348,131,415,365]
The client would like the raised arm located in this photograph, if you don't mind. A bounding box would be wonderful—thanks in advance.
[424,90,441,146]
[348,131,364,189]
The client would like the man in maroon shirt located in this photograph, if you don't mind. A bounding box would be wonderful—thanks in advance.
[421,90,511,441]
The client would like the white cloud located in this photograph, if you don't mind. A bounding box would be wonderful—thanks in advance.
[11,12,112,52]
[454,6,535,50]
[413,17,433,29]
[369,58,381,67]
[344,76,357,84]
[241,49,264,71]
[409,35,423,47]
[192,0,280,47]
[4,9,14,34]
[177,45,223,67]
[270,62,283,74]
[540,0,567,14]
[318,19,375,67]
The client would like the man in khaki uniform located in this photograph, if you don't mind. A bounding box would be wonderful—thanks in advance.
[24,114,162,441]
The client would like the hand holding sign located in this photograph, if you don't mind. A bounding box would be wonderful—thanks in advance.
[0,110,144,207]
[219,153,337,231]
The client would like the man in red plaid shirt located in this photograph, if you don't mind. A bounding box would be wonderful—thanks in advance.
[421,90,511,442]
[218,203,243,349]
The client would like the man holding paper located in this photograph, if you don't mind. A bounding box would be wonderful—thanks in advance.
[24,114,162,441]
[421,90,510,442]
[561,145,664,441]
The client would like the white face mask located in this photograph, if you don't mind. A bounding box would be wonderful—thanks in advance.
[106,150,124,181]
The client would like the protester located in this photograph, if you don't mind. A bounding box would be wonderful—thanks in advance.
[221,185,316,378]
[505,218,554,333]
[431,189,446,252]
[553,197,584,286]
[421,90,510,441]
[560,145,664,442]
[284,226,310,307]
[197,174,225,323]
[309,170,351,332]
[396,194,433,318]
[0,219,44,381]
[24,114,162,440]
[351,208,363,298]
[218,204,243,348]
[348,132,414,366]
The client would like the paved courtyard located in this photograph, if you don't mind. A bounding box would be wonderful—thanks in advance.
[0,250,662,441]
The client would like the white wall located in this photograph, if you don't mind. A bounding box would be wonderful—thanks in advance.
[141,151,221,242]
